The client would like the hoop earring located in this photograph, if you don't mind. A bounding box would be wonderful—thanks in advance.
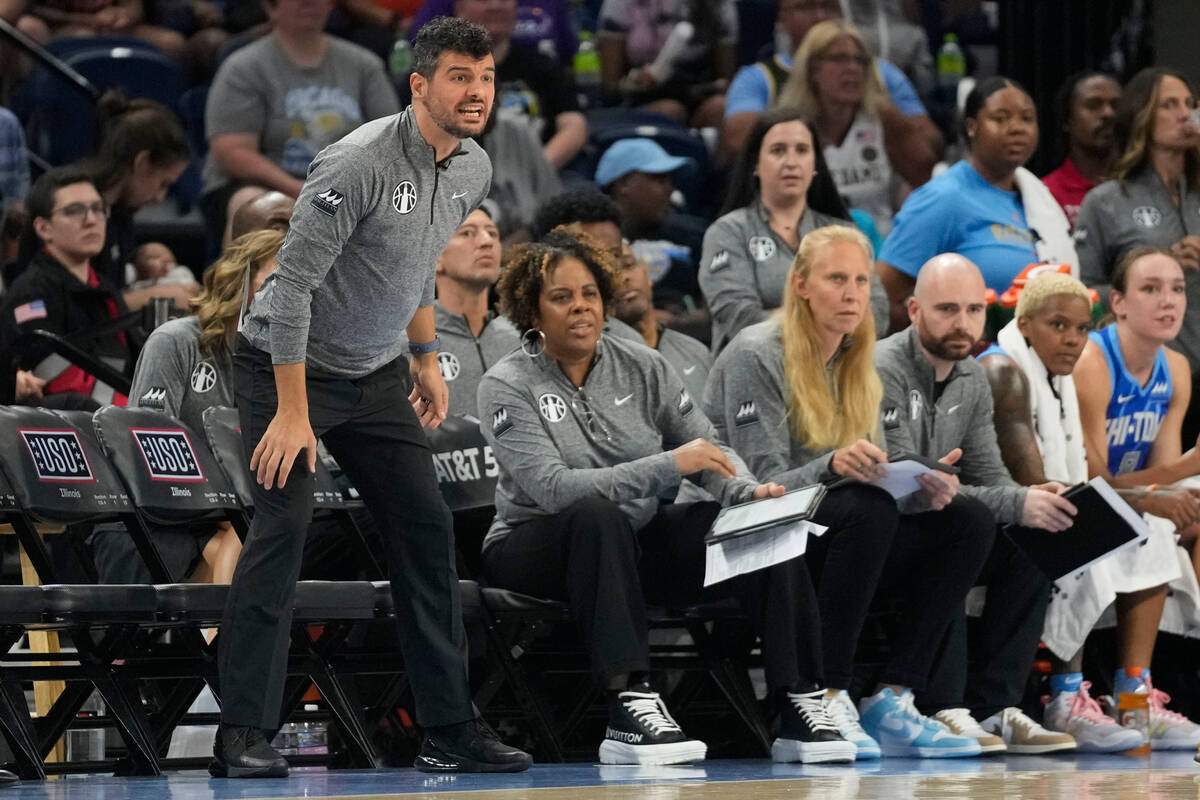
[521,328,546,358]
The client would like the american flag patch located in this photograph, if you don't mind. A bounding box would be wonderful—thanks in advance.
[13,300,46,324]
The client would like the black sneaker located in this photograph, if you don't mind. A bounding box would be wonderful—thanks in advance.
[208,724,289,778]
[599,682,707,765]
[772,689,857,764]
[0,768,17,786]
[414,718,532,773]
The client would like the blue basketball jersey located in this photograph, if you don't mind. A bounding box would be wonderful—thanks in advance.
[1091,324,1173,475]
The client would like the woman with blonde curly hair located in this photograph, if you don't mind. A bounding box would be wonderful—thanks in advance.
[123,228,282,584]
[478,227,862,767]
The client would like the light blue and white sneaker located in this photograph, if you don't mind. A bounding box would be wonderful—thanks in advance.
[857,688,982,758]
[824,690,881,760]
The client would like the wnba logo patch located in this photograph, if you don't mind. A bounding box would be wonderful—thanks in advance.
[131,429,205,482]
[20,429,94,482]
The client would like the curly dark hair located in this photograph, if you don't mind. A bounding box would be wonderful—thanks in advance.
[497,227,620,335]
[532,189,621,239]
[413,16,493,79]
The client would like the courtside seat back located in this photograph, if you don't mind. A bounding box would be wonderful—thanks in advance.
[0,406,131,522]
[92,406,241,525]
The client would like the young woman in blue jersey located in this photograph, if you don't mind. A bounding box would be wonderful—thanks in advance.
[1071,247,1200,748]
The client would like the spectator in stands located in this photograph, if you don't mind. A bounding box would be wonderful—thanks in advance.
[227,189,293,246]
[420,207,518,418]
[720,0,940,167]
[479,230,856,766]
[980,269,1200,751]
[1,167,133,409]
[698,107,887,352]
[531,188,664,346]
[1075,68,1200,442]
[608,226,711,402]
[455,0,586,168]
[0,106,30,268]
[879,253,1077,755]
[595,138,705,327]
[595,0,735,129]
[710,225,985,760]
[14,0,188,61]
[83,91,198,309]
[201,0,399,243]
[1068,249,1200,749]
[326,0,421,61]
[777,19,922,234]
[1042,70,1121,230]
[479,113,561,242]
[877,77,1077,334]
[410,0,577,62]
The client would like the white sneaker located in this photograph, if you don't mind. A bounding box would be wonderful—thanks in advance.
[1146,679,1200,751]
[824,690,881,760]
[1043,681,1145,753]
[932,708,1006,755]
[979,707,1075,754]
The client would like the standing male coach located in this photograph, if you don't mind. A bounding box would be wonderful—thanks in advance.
[210,16,532,778]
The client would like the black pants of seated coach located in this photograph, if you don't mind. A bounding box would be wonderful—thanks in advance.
[218,337,473,731]
[482,496,827,695]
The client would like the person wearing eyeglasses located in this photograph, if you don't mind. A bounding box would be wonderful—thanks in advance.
[479,228,859,767]
[0,166,133,409]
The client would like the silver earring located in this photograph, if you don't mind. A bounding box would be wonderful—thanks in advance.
[521,328,546,358]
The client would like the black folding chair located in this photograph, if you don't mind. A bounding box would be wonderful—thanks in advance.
[0,406,137,584]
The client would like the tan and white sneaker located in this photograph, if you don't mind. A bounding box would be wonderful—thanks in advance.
[980,707,1076,754]
[932,708,1006,755]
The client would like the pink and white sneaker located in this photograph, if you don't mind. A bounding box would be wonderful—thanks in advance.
[1044,681,1145,753]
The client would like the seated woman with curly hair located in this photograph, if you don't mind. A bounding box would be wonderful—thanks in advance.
[477,227,856,767]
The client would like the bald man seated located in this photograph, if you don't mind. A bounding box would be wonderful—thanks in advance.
[226,190,295,249]
[874,253,1079,754]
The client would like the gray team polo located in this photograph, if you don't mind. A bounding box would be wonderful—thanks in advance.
[242,107,491,376]
[697,201,890,352]
[477,335,758,551]
[657,326,712,403]
[130,316,233,434]
[1075,170,1200,371]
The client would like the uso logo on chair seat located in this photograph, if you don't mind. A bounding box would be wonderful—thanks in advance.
[19,429,95,482]
[131,428,206,482]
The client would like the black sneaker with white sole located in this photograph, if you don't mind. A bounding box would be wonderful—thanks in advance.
[772,689,857,764]
[599,682,707,765]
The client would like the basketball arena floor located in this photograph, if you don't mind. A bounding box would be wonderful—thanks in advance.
[5,752,1200,800]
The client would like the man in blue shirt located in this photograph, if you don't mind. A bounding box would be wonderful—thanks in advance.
[719,0,940,166]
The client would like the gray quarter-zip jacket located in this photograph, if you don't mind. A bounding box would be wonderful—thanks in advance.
[697,201,890,352]
[875,327,1026,523]
[243,107,492,376]
[478,335,759,551]
[1075,170,1200,370]
[657,326,713,403]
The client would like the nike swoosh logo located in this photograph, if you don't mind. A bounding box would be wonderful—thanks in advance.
[451,191,468,200]
[945,403,961,414]
[682,365,697,375]
[1117,393,1135,403]
[615,393,634,406]
[877,717,918,739]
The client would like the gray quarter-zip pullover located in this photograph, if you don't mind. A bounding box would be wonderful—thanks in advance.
[478,335,759,551]
[875,327,1026,523]
[697,201,890,352]
[1075,170,1200,370]
[242,107,492,376]
[657,326,713,403]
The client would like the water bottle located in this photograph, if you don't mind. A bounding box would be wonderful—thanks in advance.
[389,37,413,82]
[272,721,300,756]
[573,32,602,109]
[936,33,966,91]
[1116,691,1151,755]
[296,703,328,756]
[66,691,106,762]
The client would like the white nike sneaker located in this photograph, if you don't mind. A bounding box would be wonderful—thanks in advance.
[824,690,881,760]
[857,688,981,758]
[933,708,1006,755]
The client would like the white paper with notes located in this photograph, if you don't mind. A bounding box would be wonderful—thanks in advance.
[704,520,828,586]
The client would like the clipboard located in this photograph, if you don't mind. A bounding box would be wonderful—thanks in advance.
[705,484,827,543]
[1003,477,1149,580]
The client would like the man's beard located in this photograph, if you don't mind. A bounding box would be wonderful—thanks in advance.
[431,101,494,140]
[919,328,977,361]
